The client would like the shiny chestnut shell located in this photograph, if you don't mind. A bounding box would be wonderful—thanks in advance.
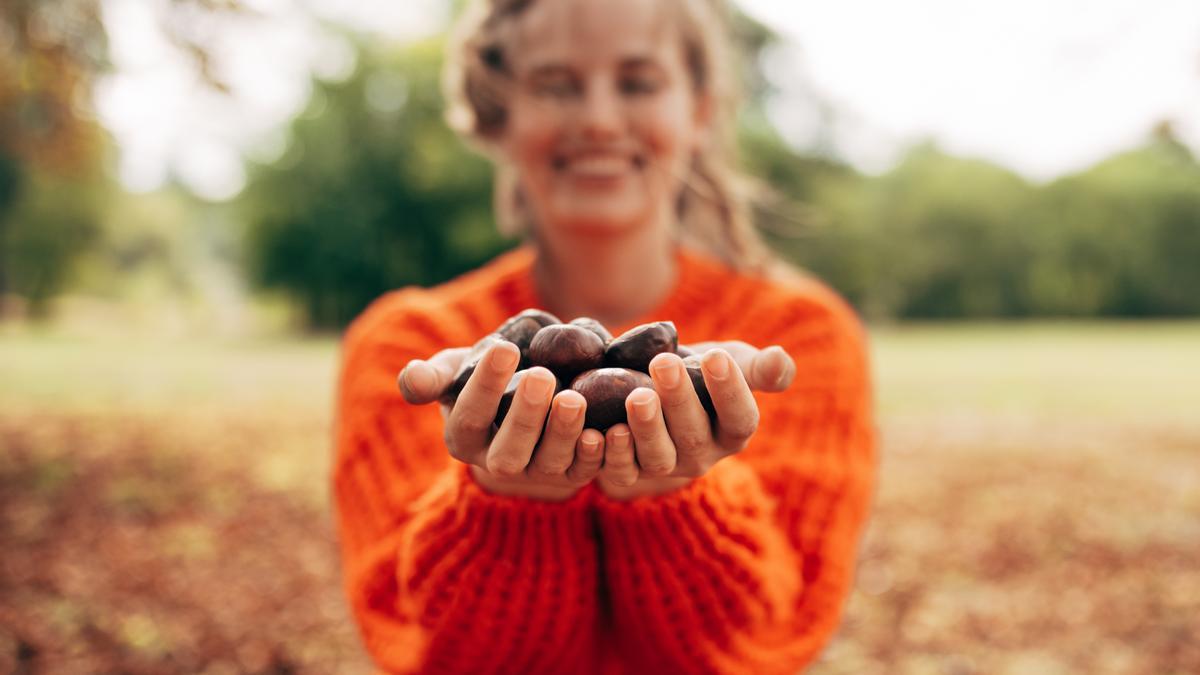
[604,321,678,373]
[528,324,606,379]
[570,368,654,431]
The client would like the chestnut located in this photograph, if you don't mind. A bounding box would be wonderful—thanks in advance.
[497,309,561,352]
[604,321,678,373]
[528,324,606,380]
[681,355,717,423]
[570,368,654,432]
[569,317,613,345]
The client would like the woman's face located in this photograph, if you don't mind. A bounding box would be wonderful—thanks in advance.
[499,0,709,238]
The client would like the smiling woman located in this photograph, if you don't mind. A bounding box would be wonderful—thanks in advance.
[331,0,876,673]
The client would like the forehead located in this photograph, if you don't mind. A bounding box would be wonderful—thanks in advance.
[511,0,682,70]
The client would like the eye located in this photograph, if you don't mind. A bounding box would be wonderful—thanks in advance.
[619,69,664,96]
[530,73,580,98]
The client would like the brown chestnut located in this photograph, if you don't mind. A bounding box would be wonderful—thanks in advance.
[681,355,717,423]
[528,324,606,379]
[496,309,561,368]
[570,368,654,431]
[569,317,613,345]
[497,309,561,350]
[604,321,678,373]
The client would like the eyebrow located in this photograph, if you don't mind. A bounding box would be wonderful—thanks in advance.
[525,54,667,76]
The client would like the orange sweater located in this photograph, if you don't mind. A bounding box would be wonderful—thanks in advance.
[333,245,877,675]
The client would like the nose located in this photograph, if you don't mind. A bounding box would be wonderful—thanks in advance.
[578,77,623,141]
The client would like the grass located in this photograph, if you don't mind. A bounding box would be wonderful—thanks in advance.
[1,321,1198,673]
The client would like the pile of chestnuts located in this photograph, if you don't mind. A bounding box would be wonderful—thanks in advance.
[441,309,716,431]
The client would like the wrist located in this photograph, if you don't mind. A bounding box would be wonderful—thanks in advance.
[467,464,583,502]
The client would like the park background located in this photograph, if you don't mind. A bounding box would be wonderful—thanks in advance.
[1,0,1198,672]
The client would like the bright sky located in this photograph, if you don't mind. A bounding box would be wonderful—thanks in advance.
[94,0,1200,200]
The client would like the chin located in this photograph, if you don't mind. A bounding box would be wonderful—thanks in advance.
[548,211,647,238]
[545,195,653,237]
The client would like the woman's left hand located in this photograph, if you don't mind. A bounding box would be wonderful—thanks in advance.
[596,342,796,500]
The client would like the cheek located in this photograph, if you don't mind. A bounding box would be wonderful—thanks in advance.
[506,101,560,170]
[634,96,700,173]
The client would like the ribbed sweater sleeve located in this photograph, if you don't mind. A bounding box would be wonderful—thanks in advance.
[332,286,601,674]
[592,279,877,675]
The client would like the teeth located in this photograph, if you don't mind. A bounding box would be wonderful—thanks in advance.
[567,156,629,176]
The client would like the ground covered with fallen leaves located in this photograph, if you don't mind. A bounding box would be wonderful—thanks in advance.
[2,323,1198,673]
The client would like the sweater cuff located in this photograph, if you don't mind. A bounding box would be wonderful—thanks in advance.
[592,459,801,644]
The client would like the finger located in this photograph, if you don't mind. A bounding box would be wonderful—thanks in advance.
[624,388,677,476]
[529,390,587,478]
[748,345,795,392]
[399,347,471,404]
[487,366,556,477]
[566,428,605,484]
[689,341,794,392]
[446,342,520,466]
[600,424,639,488]
[701,349,761,451]
[648,352,714,462]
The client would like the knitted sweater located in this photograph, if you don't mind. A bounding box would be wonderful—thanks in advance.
[333,245,877,675]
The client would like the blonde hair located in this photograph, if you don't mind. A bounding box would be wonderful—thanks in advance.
[442,0,782,275]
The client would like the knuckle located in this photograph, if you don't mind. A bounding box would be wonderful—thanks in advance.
[487,456,526,477]
[640,460,675,477]
[673,431,708,455]
[458,414,493,436]
[715,386,742,406]
[532,458,571,477]
[724,421,757,440]
[507,412,545,435]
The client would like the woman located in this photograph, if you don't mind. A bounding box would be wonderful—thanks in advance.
[333,0,876,672]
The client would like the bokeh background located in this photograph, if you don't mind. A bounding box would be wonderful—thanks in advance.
[2,0,1199,673]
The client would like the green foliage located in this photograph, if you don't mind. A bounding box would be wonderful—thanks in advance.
[759,136,1200,321]
[1031,136,1200,316]
[238,38,514,331]
[0,157,104,316]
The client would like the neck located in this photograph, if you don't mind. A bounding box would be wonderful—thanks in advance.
[532,221,678,330]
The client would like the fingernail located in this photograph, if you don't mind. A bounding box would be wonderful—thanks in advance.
[631,391,657,422]
[491,344,519,374]
[558,396,583,421]
[769,347,792,388]
[652,359,681,389]
[612,428,630,443]
[704,350,730,380]
[582,437,600,453]
[403,361,432,394]
[523,371,555,403]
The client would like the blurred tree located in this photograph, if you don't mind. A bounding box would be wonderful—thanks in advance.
[0,0,247,318]
[860,144,1037,319]
[1034,123,1200,316]
[238,38,512,331]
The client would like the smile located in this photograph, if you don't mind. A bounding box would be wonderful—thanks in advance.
[553,153,647,178]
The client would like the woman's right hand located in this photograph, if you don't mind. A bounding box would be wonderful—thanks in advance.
[398,340,605,501]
